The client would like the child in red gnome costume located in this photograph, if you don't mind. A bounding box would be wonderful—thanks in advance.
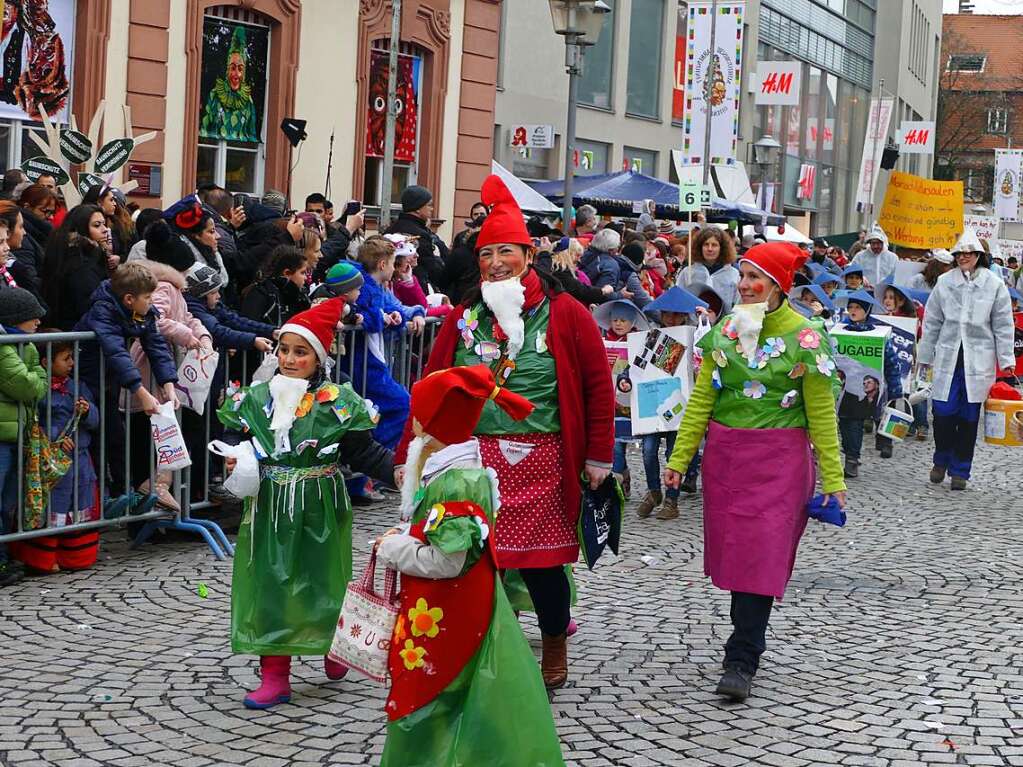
[216,297,395,709]
[375,364,565,767]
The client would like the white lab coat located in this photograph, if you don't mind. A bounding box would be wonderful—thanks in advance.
[852,248,898,287]
[677,263,740,308]
[917,266,1015,403]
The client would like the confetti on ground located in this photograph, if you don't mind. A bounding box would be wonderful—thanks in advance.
[923,720,944,730]
[941,737,956,751]
[921,698,945,706]
[197,582,209,598]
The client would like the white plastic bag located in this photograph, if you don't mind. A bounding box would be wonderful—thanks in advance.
[174,348,220,415]
[150,402,191,471]
[208,440,261,499]
[693,312,713,347]
[251,352,278,384]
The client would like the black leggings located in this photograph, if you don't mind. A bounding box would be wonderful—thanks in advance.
[519,566,571,636]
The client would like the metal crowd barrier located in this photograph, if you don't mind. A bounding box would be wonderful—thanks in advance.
[0,318,441,563]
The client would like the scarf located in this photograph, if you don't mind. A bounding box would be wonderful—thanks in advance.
[51,376,70,395]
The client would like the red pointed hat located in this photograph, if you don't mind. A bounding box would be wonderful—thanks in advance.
[475,174,533,250]
[411,364,534,445]
[739,242,808,294]
[279,297,345,364]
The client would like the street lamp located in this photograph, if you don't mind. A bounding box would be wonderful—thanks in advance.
[549,0,610,231]
[752,134,782,214]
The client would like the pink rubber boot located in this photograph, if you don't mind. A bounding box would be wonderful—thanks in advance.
[324,655,348,681]
[243,655,291,710]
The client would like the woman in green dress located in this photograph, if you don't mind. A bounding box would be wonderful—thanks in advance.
[217,297,394,709]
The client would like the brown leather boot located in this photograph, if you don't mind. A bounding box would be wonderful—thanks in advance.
[540,632,568,689]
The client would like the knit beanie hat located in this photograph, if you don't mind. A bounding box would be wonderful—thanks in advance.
[621,242,646,267]
[146,220,196,272]
[0,286,45,326]
[401,185,433,213]
[322,261,365,296]
[262,189,287,215]
[185,263,223,298]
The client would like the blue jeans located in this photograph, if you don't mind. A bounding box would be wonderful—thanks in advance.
[911,400,928,431]
[838,417,864,460]
[0,442,18,562]
[642,432,682,499]
[612,440,629,474]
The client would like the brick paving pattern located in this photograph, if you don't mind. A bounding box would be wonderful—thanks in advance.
[1,436,1021,766]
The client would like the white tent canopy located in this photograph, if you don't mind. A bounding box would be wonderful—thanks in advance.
[743,224,812,245]
[491,160,560,215]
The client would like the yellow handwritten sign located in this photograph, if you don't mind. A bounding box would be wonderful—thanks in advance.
[878,172,963,249]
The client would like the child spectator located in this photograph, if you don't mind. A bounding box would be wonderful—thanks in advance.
[0,288,47,586]
[240,244,311,327]
[73,262,178,499]
[310,261,364,323]
[836,291,904,477]
[638,287,708,518]
[184,264,276,354]
[350,235,426,449]
[389,235,452,319]
[842,264,865,292]
[11,332,101,572]
[593,299,649,497]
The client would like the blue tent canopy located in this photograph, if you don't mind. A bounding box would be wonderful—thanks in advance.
[526,170,784,226]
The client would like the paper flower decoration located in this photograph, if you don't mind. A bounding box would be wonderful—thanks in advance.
[781,389,799,408]
[798,328,821,350]
[409,597,444,639]
[295,392,314,418]
[458,310,479,348]
[712,348,728,368]
[475,341,500,361]
[473,515,490,542]
[722,318,738,340]
[712,369,723,390]
[315,383,339,403]
[425,504,446,533]
[788,362,807,379]
[399,639,427,671]
[763,337,786,358]
[743,380,767,399]
[748,347,768,370]
[392,614,408,644]
[815,353,836,377]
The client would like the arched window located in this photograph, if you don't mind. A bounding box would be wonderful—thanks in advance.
[195,5,271,194]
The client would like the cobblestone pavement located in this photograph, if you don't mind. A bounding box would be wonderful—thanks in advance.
[1,435,1022,767]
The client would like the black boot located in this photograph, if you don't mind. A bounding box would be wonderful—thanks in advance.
[716,664,753,701]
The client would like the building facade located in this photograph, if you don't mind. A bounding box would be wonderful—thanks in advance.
[0,0,502,241]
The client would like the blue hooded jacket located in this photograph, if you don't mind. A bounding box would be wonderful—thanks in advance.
[73,280,177,393]
[184,293,275,351]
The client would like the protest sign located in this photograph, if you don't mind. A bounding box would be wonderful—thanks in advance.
[831,325,891,402]
[893,260,925,286]
[626,326,695,436]
[996,312,1023,380]
[605,341,632,439]
[873,315,917,392]
[878,172,963,249]
[963,213,999,241]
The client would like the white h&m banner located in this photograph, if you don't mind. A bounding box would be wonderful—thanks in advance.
[994,149,1023,221]
[680,1,745,167]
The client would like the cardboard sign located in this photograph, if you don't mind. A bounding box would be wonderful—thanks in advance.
[873,314,918,392]
[754,61,801,106]
[626,325,695,436]
[964,213,999,241]
[605,341,632,439]
[21,156,69,186]
[878,172,963,249]
[94,138,136,173]
[996,312,1023,379]
[59,130,92,164]
[831,324,891,402]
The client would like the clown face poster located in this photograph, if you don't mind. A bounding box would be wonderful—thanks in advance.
[0,0,75,122]
[366,49,421,164]
[627,325,695,436]
[199,18,269,144]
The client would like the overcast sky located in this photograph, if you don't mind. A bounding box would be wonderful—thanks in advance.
[943,0,1023,13]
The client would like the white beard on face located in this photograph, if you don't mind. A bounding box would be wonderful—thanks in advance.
[481,276,526,360]
[400,435,432,521]
[732,301,768,363]
[267,374,310,455]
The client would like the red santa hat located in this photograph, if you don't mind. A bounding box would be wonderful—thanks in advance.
[739,242,808,294]
[475,175,533,250]
[411,365,534,446]
[278,297,345,364]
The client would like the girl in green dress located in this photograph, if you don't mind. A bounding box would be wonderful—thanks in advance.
[217,297,394,709]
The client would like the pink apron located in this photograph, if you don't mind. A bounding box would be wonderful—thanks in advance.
[701,421,815,599]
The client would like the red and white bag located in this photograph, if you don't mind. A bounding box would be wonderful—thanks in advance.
[328,550,399,682]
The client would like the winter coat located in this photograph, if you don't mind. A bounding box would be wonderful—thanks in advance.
[852,248,898,288]
[38,378,100,517]
[126,261,212,411]
[439,241,478,306]
[677,262,740,308]
[11,208,50,299]
[384,213,449,293]
[313,226,354,284]
[550,266,609,307]
[918,266,1015,403]
[614,257,652,308]
[73,281,178,395]
[0,331,46,442]
[44,235,110,331]
[579,248,621,290]
[184,293,275,351]
[240,276,310,327]
[182,236,229,288]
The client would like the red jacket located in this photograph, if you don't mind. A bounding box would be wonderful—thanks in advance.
[395,286,614,526]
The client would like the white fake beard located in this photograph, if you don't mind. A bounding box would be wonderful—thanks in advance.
[481,275,526,361]
[732,301,768,363]
[267,374,310,455]
[400,435,432,521]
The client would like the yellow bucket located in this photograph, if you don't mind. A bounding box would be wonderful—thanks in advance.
[983,398,1023,446]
